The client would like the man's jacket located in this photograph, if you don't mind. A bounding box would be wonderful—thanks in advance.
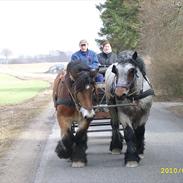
[71,49,100,69]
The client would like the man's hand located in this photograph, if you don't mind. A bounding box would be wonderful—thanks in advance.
[99,65,107,74]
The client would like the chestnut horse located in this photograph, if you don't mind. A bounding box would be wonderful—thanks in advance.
[53,61,96,167]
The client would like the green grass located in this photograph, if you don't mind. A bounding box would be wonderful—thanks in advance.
[0,74,49,105]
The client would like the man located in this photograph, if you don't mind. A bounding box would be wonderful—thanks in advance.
[71,39,100,70]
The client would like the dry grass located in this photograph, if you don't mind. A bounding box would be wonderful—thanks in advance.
[0,89,52,150]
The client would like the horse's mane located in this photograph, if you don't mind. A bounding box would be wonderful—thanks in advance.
[66,60,93,92]
[67,60,90,79]
[117,50,146,76]
[53,61,94,107]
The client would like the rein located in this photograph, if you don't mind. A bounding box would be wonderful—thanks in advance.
[64,76,81,111]
[127,89,155,101]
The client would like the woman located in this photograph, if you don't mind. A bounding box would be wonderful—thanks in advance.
[97,40,117,66]
[96,41,117,82]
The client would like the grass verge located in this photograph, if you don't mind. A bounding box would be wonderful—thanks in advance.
[0,73,49,105]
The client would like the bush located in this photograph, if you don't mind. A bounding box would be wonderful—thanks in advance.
[139,0,183,99]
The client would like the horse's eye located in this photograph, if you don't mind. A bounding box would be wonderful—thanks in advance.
[128,69,135,81]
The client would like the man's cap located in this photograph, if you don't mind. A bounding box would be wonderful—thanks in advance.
[79,39,88,45]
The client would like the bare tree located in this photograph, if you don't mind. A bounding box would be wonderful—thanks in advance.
[1,48,12,64]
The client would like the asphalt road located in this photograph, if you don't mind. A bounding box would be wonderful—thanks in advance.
[1,102,183,183]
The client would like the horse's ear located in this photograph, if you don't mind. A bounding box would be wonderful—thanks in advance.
[112,65,117,74]
[132,51,138,60]
[90,68,98,77]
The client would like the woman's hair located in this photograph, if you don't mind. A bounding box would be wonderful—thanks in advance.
[101,40,110,48]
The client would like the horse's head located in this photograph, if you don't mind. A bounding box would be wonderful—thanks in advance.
[66,60,96,120]
[112,51,142,100]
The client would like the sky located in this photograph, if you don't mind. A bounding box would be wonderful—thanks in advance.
[0,0,105,57]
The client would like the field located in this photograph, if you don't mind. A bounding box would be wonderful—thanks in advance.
[0,73,49,105]
[0,62,67,80]
[0,62,66,149]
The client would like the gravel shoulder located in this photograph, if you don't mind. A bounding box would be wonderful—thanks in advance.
[168,105,183,118]
[0,93,55,183]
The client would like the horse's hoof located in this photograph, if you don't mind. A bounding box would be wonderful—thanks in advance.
[139,154,144,159]
[72,161,86,168]
[111,149,121,155]
[55,141,71,159]
[126,161,139,168]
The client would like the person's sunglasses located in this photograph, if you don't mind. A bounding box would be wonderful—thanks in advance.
[80,44,86,46]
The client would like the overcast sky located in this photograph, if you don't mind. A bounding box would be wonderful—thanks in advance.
[0,0,105,57]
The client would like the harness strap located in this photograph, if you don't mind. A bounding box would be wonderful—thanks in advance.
[143,74,154,90]
[53,72,65,108]
[110,82,115,97]
[64,77,81,111]
[127,89,155,101]
[110,82,154,101]
[56,98,75,107]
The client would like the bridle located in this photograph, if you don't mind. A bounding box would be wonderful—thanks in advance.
[112,62,154,101]
[112,61,137,93]
[114,70,137,89]
[65,71,95,112]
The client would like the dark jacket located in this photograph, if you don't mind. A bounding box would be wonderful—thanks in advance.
[97,52,117,66]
